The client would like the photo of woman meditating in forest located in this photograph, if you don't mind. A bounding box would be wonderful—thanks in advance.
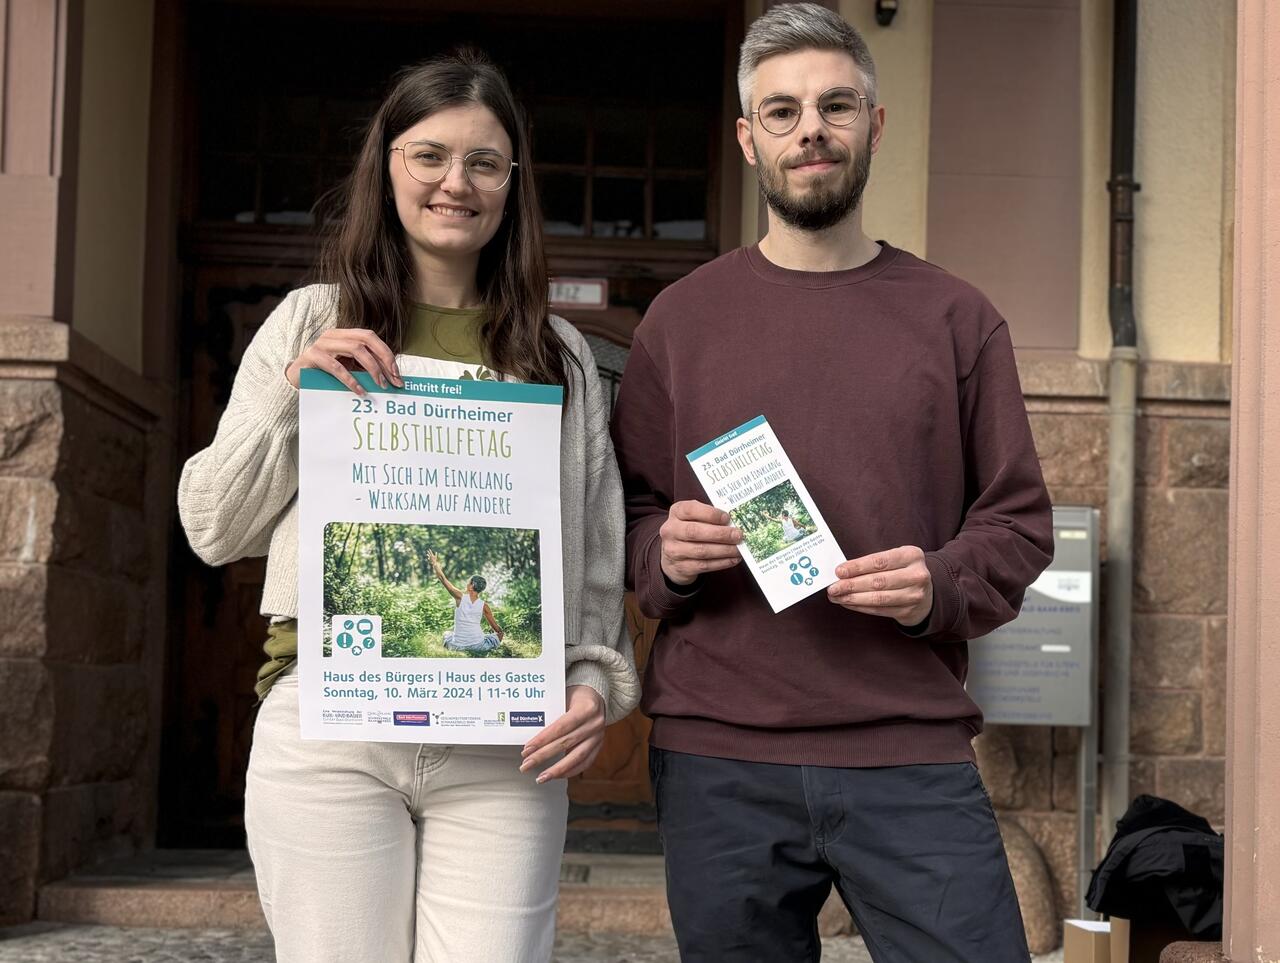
[321,520,542,659]
[428,549,503,653]
[729,480,819,562]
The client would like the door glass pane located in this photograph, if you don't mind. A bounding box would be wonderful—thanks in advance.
[263,95,322,152]
[653,177,707,240]
[200,155,258,222]
[592,177,645,238]
[593,107,647,169]
[654,108,709,169]
[262,158,318,225]
[532,103,587,166]
[204,92,259,153]
[540,173,587,236]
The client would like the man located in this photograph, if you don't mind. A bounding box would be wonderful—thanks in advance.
[609,5,1054,962]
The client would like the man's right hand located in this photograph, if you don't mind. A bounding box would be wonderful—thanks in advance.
[659,500,743,586]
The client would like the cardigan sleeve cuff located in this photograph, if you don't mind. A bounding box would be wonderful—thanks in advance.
[565,644,640,724]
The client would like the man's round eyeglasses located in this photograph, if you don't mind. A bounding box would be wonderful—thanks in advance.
[390,141,518,192]
[750,87,869,136]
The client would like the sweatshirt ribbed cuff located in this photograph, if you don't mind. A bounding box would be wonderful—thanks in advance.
[917,551,963,637]
[640,526,701,618]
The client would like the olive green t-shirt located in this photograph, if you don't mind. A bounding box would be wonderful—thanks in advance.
[254,302,486,701]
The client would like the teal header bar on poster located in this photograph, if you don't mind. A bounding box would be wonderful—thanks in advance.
[300,369,564,405]
[686,415,768,462]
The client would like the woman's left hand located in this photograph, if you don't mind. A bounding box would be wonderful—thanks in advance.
[519,685,606,783]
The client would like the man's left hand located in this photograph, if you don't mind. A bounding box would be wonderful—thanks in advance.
[827,545,934,627]
[520,685,606,783]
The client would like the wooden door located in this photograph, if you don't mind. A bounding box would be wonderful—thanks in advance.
[161,0,730,848]
[162,266,304,846]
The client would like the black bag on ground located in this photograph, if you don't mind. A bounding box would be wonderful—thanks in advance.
[1085,794,1224,939]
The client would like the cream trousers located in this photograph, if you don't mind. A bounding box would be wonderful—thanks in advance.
[245,670,569,962]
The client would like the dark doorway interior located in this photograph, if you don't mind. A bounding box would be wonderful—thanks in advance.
[160,0,734,848]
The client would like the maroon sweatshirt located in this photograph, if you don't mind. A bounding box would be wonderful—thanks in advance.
[610,243,1053,767]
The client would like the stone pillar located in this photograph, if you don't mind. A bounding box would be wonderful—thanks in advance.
[0,0,170,927]
[0,325,165,926]
[0,0,83,926]
[1225,0,1280,958]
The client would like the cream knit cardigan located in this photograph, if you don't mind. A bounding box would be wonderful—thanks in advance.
[177,284,639,723]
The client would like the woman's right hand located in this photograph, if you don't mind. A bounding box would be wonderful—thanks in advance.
[285,328,403,395]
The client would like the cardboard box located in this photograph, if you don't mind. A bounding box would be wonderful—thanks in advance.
[1064,919,1111,963]
[1110,916,1189,963]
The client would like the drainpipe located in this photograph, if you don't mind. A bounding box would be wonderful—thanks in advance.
[1101,0,1140,848]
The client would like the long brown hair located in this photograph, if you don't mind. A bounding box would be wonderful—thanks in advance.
[318,49,580,392]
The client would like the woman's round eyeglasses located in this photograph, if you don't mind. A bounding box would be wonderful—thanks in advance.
[390,141,518,192]
[750,87,869,136]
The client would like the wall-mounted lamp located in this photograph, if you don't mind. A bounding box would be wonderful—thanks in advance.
[875,0,899,27]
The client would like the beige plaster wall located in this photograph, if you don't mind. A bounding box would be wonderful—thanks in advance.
[1076,0,1112,361]
[839,0,932,257]
[1121,0,1234,363]
[71,0,155,372]
[736,0,933,254]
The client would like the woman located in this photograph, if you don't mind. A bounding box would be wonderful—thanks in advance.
[767,509,807,543]
[428,549,503,653]
[177,50,638,963]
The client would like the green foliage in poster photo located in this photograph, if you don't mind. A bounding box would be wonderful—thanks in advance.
[323,521,542,658]
[729,480,816,562]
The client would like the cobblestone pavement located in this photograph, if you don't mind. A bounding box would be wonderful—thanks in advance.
[0,924,1065,962]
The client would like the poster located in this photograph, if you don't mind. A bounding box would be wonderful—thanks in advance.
[296,369,566,743]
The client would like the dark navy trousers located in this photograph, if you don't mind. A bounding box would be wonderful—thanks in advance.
[651,747,1031,963]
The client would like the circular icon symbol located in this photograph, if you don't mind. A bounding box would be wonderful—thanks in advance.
[789,562,799,572]
[337,632,354,648]
[804,577,814,586]
[352,646,363,656]
[362,637,375,649]
[357,618,374,635]
[798,556,812,568]
[343,619,355,631]
[790,572,804,585]
[809,566,820,578]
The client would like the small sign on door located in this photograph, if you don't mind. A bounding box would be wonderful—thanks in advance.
[549,277,608,310]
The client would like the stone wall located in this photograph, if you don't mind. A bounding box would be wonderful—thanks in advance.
[978,358,1230,930]
[0,323,168,925]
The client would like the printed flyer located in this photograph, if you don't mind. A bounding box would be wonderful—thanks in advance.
[687,415,845,612]
[296,368,566,744]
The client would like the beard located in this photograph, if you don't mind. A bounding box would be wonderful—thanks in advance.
[755,126,873,231]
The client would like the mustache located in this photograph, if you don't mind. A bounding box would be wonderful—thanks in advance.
[783,146,848,169]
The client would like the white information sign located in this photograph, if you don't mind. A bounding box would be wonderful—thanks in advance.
[548,277,608,309]
[967,505,1099,727]
[297,369,566,743]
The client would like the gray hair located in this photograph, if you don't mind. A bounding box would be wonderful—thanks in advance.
[738,3,878,117]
